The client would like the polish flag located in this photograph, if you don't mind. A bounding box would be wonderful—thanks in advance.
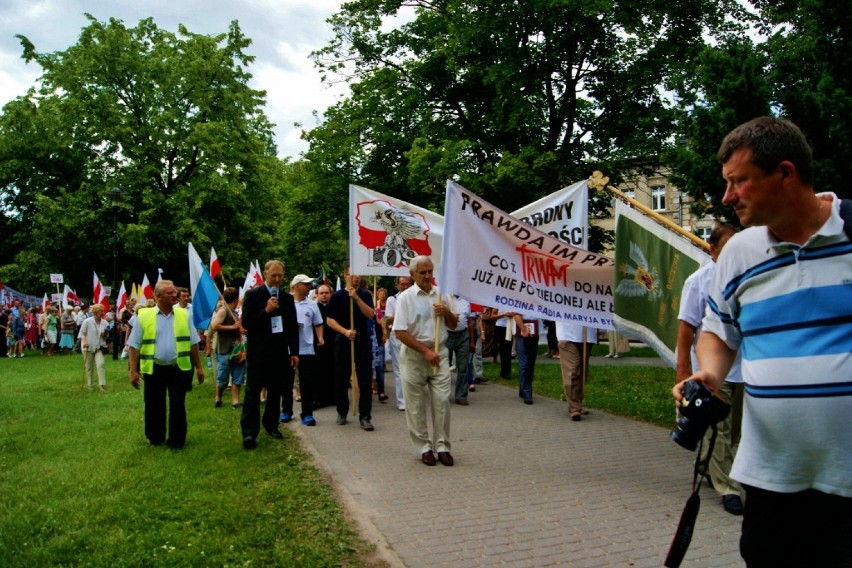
[115,282,127,318]
[63,284,81,308]
[210,247,221,279]
[92,272,110,310]
[252,261,263,286]
[141,274,153,301]
[92,272,106,305]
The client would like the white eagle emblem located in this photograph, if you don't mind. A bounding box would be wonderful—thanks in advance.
[374,208,422,251]
[615,242,662,299]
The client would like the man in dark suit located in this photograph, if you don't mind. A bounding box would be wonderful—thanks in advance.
[239,260,299,449]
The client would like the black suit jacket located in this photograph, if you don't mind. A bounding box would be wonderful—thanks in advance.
[241,285,299,359]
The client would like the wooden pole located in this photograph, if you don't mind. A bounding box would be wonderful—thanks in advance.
[587,171,711,253]
[348,274,358,416]
[433,292,442,375]
[581,326,588,397]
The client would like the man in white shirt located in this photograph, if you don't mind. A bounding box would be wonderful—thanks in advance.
[392,256,458,466]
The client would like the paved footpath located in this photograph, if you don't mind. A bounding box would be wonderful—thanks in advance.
[292,357,743,567]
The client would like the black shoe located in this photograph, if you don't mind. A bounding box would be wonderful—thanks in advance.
[265,428,284,439]
[336,413,347,425]
[359,418,374,431]
[722,495,744,515]
[213,400,222,408]
[242,436,256,450]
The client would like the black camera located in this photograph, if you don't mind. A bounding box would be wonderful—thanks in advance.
[671,380,731,451]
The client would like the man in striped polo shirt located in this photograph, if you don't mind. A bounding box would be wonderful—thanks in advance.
[674,117,851,567]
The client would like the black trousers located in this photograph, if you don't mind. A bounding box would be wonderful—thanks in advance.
[498,335,513,379]
[334,336,373,419]
[142,364,192,448]
[241,354,290,439]
[741,484,852,567]
[297,354,317,418]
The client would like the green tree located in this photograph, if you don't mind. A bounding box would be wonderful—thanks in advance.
[757,0,852,199]
[665,37,772,221]
[278,160,348,277]
[669,1,852,220]
[302,0,748,252]
[0,15,285,293]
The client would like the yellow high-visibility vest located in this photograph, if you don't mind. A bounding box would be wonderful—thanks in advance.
[138,307,192,374]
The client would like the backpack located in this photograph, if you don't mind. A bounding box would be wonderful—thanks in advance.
[841,198,852,240]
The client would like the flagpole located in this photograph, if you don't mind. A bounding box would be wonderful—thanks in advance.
[433,293,442,375]
[588,171,711,253]
[348,274,359,416]
[581,326,588,398]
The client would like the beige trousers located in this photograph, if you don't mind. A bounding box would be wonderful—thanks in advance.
[400,344,452,454]
[83,350,106,389]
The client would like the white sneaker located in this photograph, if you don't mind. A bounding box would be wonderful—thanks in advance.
[19,354,24,358]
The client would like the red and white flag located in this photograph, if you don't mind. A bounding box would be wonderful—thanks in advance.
[141,274,153,301]
[115,282,127,317]
[63,284,81,308]
[41,293,49,313]
[92,272,106,305]
[210,247,221,279]
[93,272,111,310]
[252,262,263,286]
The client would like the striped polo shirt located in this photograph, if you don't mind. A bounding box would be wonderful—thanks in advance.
[703,193,852,497]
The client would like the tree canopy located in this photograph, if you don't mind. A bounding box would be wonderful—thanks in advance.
[667,0,852,219]
[3,4,851,292]
[0,15,285,293]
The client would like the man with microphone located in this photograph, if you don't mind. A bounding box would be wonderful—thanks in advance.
[239,260,299,449]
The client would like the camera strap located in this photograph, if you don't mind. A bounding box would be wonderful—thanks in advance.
[664,424,720,568]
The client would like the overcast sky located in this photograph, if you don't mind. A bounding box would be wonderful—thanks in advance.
[0,0,354,159]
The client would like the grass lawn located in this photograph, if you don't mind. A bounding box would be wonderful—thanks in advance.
[1,343,675,567]
[493,343,678,428]
[0,351,372,567]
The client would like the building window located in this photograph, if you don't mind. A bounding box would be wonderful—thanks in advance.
[622,188,636,200]
[651,186,666,211]
[695,226,712,241]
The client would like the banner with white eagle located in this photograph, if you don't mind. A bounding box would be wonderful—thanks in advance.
[349,185,444,276]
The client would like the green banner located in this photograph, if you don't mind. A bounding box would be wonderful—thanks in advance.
[613,202,707,367]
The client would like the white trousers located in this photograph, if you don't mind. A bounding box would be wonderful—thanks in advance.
[388,335,405,407]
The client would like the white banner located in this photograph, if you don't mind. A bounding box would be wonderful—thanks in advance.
[50,273,64,284]
[511,180,588,248]
[349,185,444,276]
[441,181,615,329]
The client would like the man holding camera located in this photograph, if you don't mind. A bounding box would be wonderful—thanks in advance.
[674,117,852,567]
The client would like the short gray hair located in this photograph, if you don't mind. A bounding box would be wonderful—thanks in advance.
[408,255,433,274]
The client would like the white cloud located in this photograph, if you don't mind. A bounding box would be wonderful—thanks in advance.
[0,0,349,159]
